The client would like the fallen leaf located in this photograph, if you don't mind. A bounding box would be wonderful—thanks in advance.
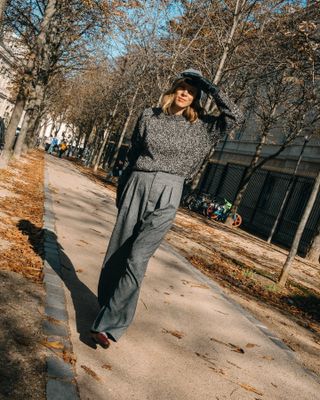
[245,343,259,348]
[81,365,100,381]
[209,366,225,375]
[239,383,263,396]
[45,315,62,325]
[162,328,185,339]
[90,228,103,234]
[262,355,274,361]
[140,298,148,309]
[210,337,244,354]
[41,340,64,350]
[62,350,77,365]
[226,360,241,369]
[213,309,229,315]
[101,364,112,370]
[190,283,209,289]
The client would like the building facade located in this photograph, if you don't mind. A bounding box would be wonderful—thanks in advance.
[0,39,15,123]
[200,136,320,257]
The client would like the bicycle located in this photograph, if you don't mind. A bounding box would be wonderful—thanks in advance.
[207,198,242,227]
[182,193,211,216]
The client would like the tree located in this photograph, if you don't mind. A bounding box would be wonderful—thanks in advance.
[0,0,140,165]
[0,0,6,30]
[225,2,320,223]
[278,171,320,286]
[307,221,320,264]
[163,0,284,193]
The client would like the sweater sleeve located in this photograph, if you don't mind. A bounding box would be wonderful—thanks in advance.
[211,90,244,135]
[116,111,145,208]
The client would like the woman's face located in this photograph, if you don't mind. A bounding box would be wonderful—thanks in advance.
[173,81,198,111]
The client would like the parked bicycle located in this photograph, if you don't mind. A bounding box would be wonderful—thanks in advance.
[207,198,242,227]
[183,193,211,215]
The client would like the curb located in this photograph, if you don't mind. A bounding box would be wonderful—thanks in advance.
[43,161,80,400]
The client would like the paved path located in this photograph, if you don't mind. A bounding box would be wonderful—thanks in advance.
[45,155,320,400]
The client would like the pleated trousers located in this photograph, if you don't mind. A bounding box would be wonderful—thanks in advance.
[91,171,185,341]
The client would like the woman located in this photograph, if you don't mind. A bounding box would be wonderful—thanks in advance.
[91,69,243,348]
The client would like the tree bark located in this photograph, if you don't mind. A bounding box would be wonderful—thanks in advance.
[107,84,141,175]
[93,101,120,173]
[213,0,242,85]
[93,127,111,172]
[267,137,309,243]
[306,222,320,264]
[0,0,7,30]
[13,0,59,153]
[13,109,32,158]
[278,171,320,286]
[13,84,45,157]
[224,127,269,225]
[0,89,25,167]
[190,0,243,189]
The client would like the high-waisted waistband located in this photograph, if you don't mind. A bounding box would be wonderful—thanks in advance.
[131,170,185,184]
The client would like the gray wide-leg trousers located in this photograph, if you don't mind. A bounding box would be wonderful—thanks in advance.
[91,171,184,341]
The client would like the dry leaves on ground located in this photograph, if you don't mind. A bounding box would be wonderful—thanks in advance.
[81,365,101,381]
[162,328,185,339]
[0,151,44,281]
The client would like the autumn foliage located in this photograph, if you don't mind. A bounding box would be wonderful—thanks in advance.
[0,150,44,280]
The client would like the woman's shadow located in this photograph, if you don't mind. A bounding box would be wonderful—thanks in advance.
[18,219,100,348]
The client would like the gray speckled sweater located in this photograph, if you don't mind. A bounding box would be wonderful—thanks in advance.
[126,90,243,180]
[116,91,243,207]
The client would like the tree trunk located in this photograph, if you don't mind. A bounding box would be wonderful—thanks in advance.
[0,89,25,167]
[267,137,309,243]
[107,85,140,175]
[11,0,59,156]
[13,89,44,158]
[278,171,320,286]
[306,222,320,264]
[224,128,269,226]
[93,101,120,173]
[191,145,216,191]
[74,131,82,157]
[13,110,32,158]
[213,0,242,85]
[0,0,7,30]
[191,0,243,186]
[93,126,111,172]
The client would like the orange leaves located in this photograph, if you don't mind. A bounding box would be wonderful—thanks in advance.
[81,365,101,381]
[0,151,44,281]
[41,339,64,350]
[239,383,263,396]
[162,328,185,339]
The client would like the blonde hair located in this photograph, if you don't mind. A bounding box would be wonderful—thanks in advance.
[161,79,203,123]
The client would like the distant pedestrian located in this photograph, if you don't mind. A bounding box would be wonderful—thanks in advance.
[44,135,52,152]
[58,140,68,158]
[91,69,243,348]
[112,160,124,177]
[47,136,59,154]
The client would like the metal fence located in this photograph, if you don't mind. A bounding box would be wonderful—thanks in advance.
[200,162,320,257]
